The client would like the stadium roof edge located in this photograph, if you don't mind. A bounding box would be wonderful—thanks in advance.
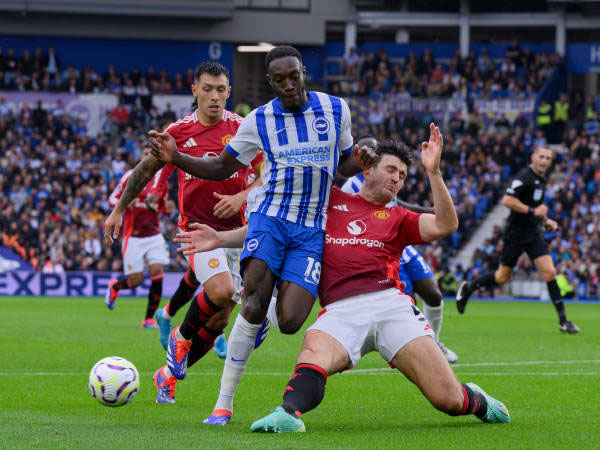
[0,0,234,19]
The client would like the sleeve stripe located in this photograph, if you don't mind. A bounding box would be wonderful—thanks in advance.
[225,144,239,158]
[342,144,353,155]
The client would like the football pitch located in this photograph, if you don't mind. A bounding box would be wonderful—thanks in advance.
[2,295,599,449]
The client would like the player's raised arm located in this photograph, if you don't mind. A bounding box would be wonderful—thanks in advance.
[148,129,245,180]
[104,154,165,245]
[417,123,458,242]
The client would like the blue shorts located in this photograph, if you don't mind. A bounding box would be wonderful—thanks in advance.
[398,246,434,295]
[240,213,325,298]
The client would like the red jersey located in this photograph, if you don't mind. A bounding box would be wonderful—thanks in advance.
[319,188,425,306]
[155,110,263,232]
[109,168,168,239]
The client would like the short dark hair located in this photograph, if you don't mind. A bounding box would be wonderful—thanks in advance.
[191,61,230,111]
[265,45,302,72]
[375,140,412,168]
[194,61,230,82]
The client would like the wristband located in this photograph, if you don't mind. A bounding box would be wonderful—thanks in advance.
[528,207,534,216]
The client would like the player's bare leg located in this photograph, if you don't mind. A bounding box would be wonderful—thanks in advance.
[391,336,510,423]
[275,281,316,334]
[533,255,579,333]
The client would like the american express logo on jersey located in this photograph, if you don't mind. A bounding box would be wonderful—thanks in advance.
[278,145,332,164]
[225,92,353,229]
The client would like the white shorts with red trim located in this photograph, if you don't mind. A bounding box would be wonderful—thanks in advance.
[308,288,434,368]
[122,233,170,275]
[185,247,243,304]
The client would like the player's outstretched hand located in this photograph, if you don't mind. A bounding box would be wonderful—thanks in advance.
[213,192,244,219]
[174,223,219,256]
[104,209,122,245]
[351,143,379,170]
[421,123,443,174]
[148,130,177,163]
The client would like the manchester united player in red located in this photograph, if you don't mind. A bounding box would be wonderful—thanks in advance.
[177,125,511,431]
[105,146,174,328]
[103,61,262,404]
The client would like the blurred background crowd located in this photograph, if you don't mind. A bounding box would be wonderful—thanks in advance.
[1,40,599,298]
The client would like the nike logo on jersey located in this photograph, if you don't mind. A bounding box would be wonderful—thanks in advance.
[182,137,197,148]
[332,204,349,211]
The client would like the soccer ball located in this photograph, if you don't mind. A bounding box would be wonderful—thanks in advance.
[88,356,140,407]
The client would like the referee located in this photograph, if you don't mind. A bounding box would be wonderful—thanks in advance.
[456,146,580,333]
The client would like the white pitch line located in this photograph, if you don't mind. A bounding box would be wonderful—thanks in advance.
[2,360,600,377]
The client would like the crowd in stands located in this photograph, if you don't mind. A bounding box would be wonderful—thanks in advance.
[0,45,195,103]
[1,41,598,298]
[0,96,186,274]
[334,39,559,101]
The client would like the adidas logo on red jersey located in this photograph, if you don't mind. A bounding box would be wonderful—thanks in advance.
[182,137,197,148]
[332,204,349,211]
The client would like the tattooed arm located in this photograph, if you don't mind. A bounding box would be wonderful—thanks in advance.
[104,155,165,245]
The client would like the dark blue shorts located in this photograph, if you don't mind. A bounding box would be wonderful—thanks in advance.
[240,213,325,298]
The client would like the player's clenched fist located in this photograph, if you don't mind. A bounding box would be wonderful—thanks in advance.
[351,143,379,170]
[148,130,177,163]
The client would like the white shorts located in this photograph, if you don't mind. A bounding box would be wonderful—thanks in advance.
[185,247,243,304]
[308,288,434,368]
[122,234,170,275]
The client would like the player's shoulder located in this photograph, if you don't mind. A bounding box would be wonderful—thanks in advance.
[165,112,197,137]
[222,109,244,125]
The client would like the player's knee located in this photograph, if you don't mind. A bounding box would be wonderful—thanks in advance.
[240,297,268,324]
[277,309,304,334]
[206,285,235,306]
[495,272,511,284]
[541,268,557,282]
[423,288,443,307]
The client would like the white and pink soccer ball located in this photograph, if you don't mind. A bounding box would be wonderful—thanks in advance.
[88,356,140,407]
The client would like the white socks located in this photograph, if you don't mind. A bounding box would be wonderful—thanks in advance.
[213,313,262,413]
[423,301,443,341]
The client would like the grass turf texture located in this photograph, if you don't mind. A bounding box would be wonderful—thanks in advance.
[2,296,599,449]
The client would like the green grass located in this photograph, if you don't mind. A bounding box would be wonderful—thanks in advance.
[1,296,599,449]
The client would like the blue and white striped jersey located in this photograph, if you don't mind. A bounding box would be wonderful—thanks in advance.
[341,174,419,261]
[225,91,353,230]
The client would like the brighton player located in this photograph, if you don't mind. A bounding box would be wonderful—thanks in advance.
[341,134,458,363]
[178,128,510,432]
[148,45,377,422]
[104,61,262,403]
[105,146,174,328]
